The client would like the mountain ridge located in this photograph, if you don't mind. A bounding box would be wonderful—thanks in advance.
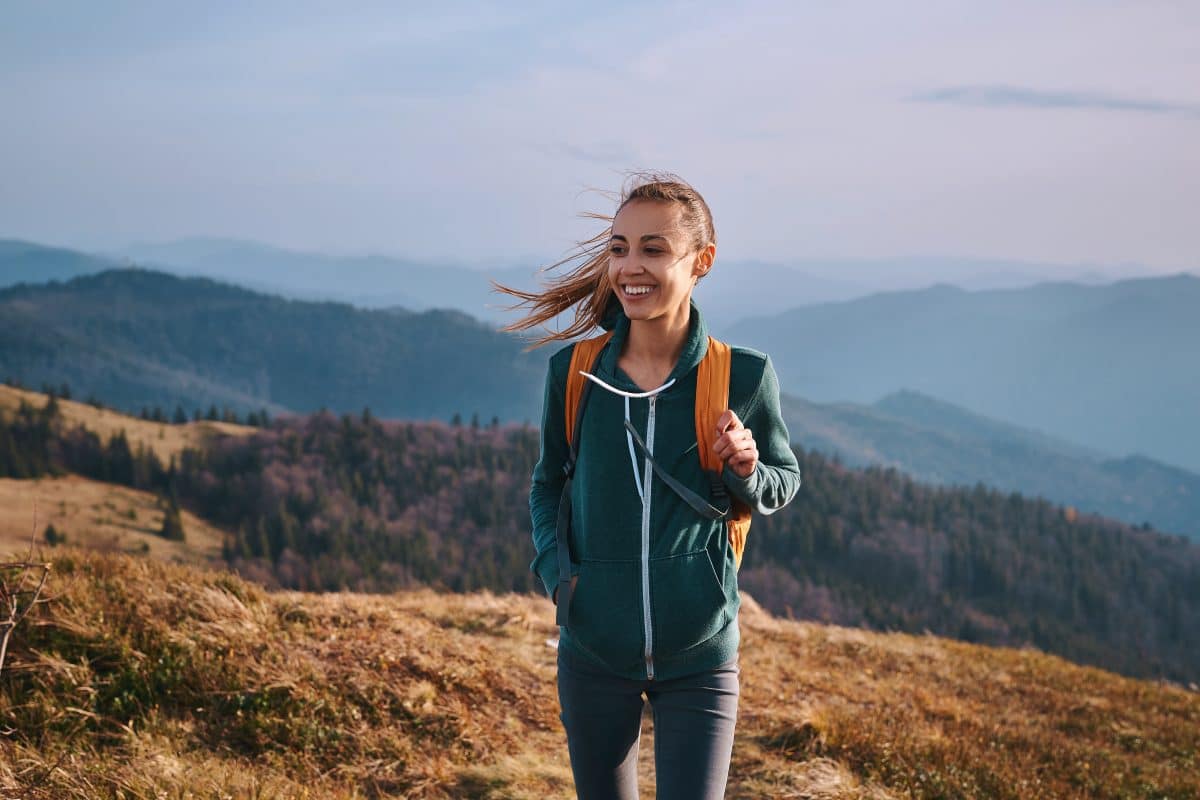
[732,272,1200,473]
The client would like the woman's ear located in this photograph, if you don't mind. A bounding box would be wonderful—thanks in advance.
[693,243,716,280]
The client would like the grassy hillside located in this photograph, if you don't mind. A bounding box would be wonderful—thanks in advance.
[0,475,227,564]
[0,549,1196,798]
[0,384,254,464]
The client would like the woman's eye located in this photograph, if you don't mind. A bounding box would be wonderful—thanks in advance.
[645,248,662,255]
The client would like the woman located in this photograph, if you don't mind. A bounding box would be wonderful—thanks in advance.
[495,172,801,799]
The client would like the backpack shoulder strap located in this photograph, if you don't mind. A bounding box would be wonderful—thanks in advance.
[695,336,731,471]
[565,331,614,447]
[695,336,753,569]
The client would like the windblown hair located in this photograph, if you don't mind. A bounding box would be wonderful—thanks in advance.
[492,170,716,349]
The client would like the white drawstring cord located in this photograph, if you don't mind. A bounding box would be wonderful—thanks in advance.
[579,370,676,398]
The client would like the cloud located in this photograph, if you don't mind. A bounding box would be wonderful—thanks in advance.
[534,141,641,166]
[911,85,1200,119]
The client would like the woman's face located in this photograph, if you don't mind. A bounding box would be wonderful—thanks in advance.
[607,199,713,324]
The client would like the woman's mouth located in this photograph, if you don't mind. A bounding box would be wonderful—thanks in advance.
[621,284,657,300]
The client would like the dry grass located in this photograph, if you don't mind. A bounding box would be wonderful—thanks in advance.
[0,476,226,565]
[0,384,255,464]
[0,549,1196,799]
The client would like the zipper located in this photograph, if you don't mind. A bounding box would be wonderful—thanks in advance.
[642,394,657,680]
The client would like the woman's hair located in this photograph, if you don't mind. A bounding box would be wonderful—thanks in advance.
[492,170,716,349]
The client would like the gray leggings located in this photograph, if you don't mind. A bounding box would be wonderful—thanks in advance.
[556,645,740,799]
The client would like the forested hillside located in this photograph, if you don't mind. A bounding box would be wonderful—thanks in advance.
[5,391,1198,685]
[0,268,544,422]
[780,389,1200,541]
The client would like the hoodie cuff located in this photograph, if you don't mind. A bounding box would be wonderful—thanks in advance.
[721,461,762,507]
[532,548,561,600]
[532,547,582,601]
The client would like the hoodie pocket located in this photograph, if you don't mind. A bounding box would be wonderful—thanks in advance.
[569,559,644,671]
[650,549,728,656]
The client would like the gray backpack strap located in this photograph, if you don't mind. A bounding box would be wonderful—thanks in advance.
[623,419,730,521]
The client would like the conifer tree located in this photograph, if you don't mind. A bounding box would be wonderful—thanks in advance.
[159,495,186,541]
[43,523,65,546]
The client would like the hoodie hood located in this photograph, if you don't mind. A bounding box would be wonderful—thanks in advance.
[589,296,710,393]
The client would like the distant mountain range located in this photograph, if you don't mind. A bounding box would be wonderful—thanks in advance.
[782,389,1200,540]
[3,237,1162,332]
[2,260,1196,540]
[0,239,121,285]
[731,275,1200,474]
[112,238,1161,330]
[0,268,545,423]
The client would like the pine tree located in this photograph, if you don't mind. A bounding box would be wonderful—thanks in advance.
[159,495,186,541]
[44,523,65,546]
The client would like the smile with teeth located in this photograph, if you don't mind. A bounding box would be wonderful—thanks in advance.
[622,284,657,297]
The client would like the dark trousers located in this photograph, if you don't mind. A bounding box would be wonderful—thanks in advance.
[556,644,740,799]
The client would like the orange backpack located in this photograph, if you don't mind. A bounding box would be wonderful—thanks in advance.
[563,331,753,566]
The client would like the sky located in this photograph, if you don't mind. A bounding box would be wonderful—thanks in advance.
[1,1,1197,274]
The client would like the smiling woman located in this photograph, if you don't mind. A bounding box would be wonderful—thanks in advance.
[492,171,801,799]
[491,171,716,348]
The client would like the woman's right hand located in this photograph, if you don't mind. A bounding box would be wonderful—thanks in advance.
[553,574,579,606]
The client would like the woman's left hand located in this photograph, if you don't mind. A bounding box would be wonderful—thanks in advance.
[713,409,758,479]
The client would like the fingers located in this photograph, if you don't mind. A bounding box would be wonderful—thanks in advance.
[713,408,757,476]
[728,446,758,470]
[712,426,754,460]
[715,409,743,437]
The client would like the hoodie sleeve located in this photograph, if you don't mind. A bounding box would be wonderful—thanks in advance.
[719,353,802,515]
[529,348,571,599]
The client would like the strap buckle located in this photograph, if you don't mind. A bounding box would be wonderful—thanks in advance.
[709,472,731,519]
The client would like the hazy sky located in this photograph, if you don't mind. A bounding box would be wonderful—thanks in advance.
[2,1,1197,272]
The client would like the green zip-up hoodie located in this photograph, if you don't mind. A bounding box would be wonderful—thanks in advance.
[529,298,801,681]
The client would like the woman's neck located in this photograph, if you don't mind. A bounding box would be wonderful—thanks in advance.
[621,299,692,380]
